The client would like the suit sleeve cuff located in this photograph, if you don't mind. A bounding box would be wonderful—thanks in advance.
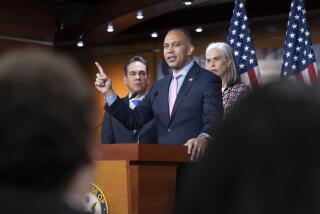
[198,132,212,141]
[104,92,117,106]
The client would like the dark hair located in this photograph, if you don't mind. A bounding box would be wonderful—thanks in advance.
[168,28,193,45]
[123,56,148,76]
[178,82,320,214]
[0,49,95,191]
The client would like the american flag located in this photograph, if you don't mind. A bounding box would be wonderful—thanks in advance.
[227,0,261,88]
[281,0,318,84]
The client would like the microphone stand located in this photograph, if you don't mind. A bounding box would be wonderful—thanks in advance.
[136,91,159,144]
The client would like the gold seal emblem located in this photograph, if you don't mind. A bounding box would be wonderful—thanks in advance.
[84,183,108,214]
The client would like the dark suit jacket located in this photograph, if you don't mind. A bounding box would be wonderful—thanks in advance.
[101,96,157,144]
[105,62,223,145]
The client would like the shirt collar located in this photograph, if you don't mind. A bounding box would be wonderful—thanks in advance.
[128,93,146,101]
[172,60,194,78]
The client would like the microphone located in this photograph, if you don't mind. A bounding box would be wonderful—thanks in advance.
[94,92,138,130]
[136,90,159,144]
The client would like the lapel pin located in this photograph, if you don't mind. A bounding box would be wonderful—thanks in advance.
[189,78,193,81]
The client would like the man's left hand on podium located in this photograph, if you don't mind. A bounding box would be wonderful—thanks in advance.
[184,137,208,162]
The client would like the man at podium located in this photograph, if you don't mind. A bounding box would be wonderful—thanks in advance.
[95,28,223,161]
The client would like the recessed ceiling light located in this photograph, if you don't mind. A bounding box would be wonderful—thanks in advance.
[195,26,203,33]
[77,34,84,47]
[107,22,114,33]
[136,10,144,20]
[77,40,84,47]
[183,0,193,6]
[151,32,158,38]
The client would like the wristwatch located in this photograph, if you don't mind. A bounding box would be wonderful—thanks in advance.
[198,133,212,141]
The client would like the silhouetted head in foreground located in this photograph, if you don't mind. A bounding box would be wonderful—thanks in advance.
[0,49,96,209]
[178,82,320,214]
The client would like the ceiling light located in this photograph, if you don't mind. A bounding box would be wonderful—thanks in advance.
[195,26,203,33]
[136,10,144,20]
[107,22,114,32]
[77,40,84,47]
[183,0,193,6]
[77,34,84,47]
[151,32,158,38]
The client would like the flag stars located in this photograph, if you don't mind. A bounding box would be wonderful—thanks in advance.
[242,55,247,60]
[227,0,260,83]
[286,52,291,57]
[289,33,295,38]
[281,0,315,80]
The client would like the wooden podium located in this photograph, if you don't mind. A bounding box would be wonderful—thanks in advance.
[93,144,190,214]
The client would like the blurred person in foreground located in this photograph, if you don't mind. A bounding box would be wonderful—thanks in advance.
[0,49,96,214]
[206,42,250,115]
[177,82,320,214]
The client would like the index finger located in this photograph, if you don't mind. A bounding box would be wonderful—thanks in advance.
[184,139,193,155]
[95,62,106,76]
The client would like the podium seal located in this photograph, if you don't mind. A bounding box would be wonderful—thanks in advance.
[84,183,108,214]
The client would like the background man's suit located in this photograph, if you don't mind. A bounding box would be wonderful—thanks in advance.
[106,62,223,145]
[101,96,157,144]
